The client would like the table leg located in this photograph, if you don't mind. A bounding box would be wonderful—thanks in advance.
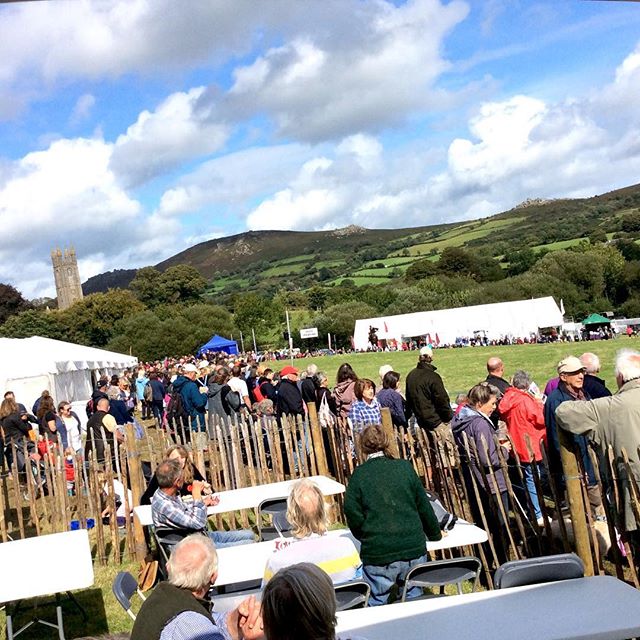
[6,613,14,640]
[56,605,65,640]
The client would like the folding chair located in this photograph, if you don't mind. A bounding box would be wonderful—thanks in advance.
[152,526,192,579]
[257,498,292,541]
[334,580,371,611]
[112,571,146,620]
[494,553,584,589]
[401,556,482,601]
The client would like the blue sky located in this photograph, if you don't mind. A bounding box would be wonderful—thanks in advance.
[0,0,639,298]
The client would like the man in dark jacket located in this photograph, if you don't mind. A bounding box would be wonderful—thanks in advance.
[276,366,304,417]
[300,363,318,407]
[172,364,207,432]
[544,356,603,516]
[485,356,511,428]
[405,346,453,430]
[580,352,612,399]
[131,534,261,640]
[85,397,122,466]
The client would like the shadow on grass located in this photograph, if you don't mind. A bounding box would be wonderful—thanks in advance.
[1,588,109,640]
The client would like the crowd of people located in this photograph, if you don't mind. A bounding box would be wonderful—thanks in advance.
[4,340,640,640]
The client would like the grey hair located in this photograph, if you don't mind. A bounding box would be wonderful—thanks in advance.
[262,563,337,640]
[306,363,318,376]
[168,534,218,592]
[511,370,531,390]
[156,458,182,489]
[580,352,600,374]
[615,350,640,384]
[313,371,328,386]
[287,479,327,538]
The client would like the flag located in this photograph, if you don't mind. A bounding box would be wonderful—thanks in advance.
[560,298,565,315]
[435,333,440,346]
[384,321,388,333]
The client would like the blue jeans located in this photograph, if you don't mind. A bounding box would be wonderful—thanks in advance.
[208,529,255,548]
[363,554,428,606]
[521,462,543,520]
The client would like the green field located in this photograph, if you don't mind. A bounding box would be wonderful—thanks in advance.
[299,337,640,398]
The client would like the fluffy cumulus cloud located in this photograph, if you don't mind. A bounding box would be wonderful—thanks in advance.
[0,136,183,297]
[224,0,469,140]
[110,87,230,188]
[245,42,640,232]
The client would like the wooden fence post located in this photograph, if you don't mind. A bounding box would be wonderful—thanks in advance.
[125,424,148,562]
[307,404,329,477]
[558,428,594,576]
[380,408,400,459]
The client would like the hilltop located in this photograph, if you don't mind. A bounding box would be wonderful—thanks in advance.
[82,182,640,297]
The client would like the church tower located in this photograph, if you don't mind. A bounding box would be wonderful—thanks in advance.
[51,247,84,310]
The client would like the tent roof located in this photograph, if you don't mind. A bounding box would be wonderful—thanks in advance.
[0,336,138,380]
[198,334,239,355]
[582,313,611,325]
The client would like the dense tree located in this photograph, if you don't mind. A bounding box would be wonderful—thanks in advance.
[621,211,640,233]
[404,258,437,282]
[438,247,479,278]
[59,289,145,346]
[0,283,31,324]
[307,287,328,311]
[0,309,67,339]
[159,265,207,303]
[505,248,539,277]
[233,293,278,343]
[589,228,608,244]
[129,267,163,306]
[314,301,377,348]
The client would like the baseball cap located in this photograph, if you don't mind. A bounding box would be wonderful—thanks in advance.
[280,365,299,377]
[379,364,393,379]
[557,356,585,375]
[183,363,198,374]
[419,345,433,358]
[198,360,209,369]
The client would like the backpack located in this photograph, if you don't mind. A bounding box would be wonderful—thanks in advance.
[143,382,153,402]
[85,398,94,418]
[222,385,242,413]
[166,390,187,420]
[425,489,458,531]
[253,380,266,403]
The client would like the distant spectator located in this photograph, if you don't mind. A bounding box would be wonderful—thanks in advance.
[301,363,318,406]
[580,352,612,399]
[376,371,407,427]
[348,379,382,430]
[332,363,358,419]
[485,357,510,428]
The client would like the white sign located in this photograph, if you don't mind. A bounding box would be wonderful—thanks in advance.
[300,327,319,339]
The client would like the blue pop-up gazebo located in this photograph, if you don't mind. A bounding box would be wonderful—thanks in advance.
[197,334,239,356]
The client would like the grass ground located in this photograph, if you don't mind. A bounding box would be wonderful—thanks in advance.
[300,336,640,398]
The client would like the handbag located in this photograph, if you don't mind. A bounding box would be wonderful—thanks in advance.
[318,392,335,429]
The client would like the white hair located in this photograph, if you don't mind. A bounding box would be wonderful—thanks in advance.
[306,363,318,376]
[168,534,218,592]
[615,350,640,384]
[580,352,600,374]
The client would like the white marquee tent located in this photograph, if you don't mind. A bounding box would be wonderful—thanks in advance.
[0,336,138,411]
[353,297,564,351]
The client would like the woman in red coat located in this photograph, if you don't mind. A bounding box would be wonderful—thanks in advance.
[498,370,546,524]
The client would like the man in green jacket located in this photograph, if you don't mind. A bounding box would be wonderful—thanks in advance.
[556,350,640,554]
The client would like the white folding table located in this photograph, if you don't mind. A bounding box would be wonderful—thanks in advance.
[0,529,94,639]
[134,474,346,526]
[336,575,640,640]
[213,521,487,588]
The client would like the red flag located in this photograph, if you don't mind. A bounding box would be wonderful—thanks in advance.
[426,333,432,344]
[435,333,440,346]
[384,321,388,333]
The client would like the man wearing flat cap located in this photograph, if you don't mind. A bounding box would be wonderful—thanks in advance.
[544,356,603,516]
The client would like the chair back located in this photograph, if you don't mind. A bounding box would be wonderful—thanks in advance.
[402,556,482,601]
[258,498,292,541]
[494,553,585,590]
[152,527,195,579]
[334,580,371,611]
[112,571,146,620]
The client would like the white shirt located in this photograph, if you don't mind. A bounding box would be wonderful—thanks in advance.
[227,376,249,399]
[63,415,82,452]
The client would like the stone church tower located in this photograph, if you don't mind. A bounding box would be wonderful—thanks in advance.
[51,247,84,310]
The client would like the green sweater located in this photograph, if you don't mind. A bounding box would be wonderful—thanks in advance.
[344,456,442,566]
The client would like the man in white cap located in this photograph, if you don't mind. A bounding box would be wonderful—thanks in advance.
[544,356,603,516]
[405,346,452,433]
[172,363,208,432]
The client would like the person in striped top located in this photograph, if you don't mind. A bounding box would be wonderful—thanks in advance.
[263,479,362,586]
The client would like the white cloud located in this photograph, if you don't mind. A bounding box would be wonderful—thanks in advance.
[69,93,96,126]
[110,87,230,187]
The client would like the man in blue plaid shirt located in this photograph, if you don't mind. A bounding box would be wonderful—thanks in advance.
[151,459,254,548]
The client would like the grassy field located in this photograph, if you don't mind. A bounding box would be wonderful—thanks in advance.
[301,337,640,397]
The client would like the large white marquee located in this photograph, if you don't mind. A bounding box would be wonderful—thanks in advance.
[353,297,564,351]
